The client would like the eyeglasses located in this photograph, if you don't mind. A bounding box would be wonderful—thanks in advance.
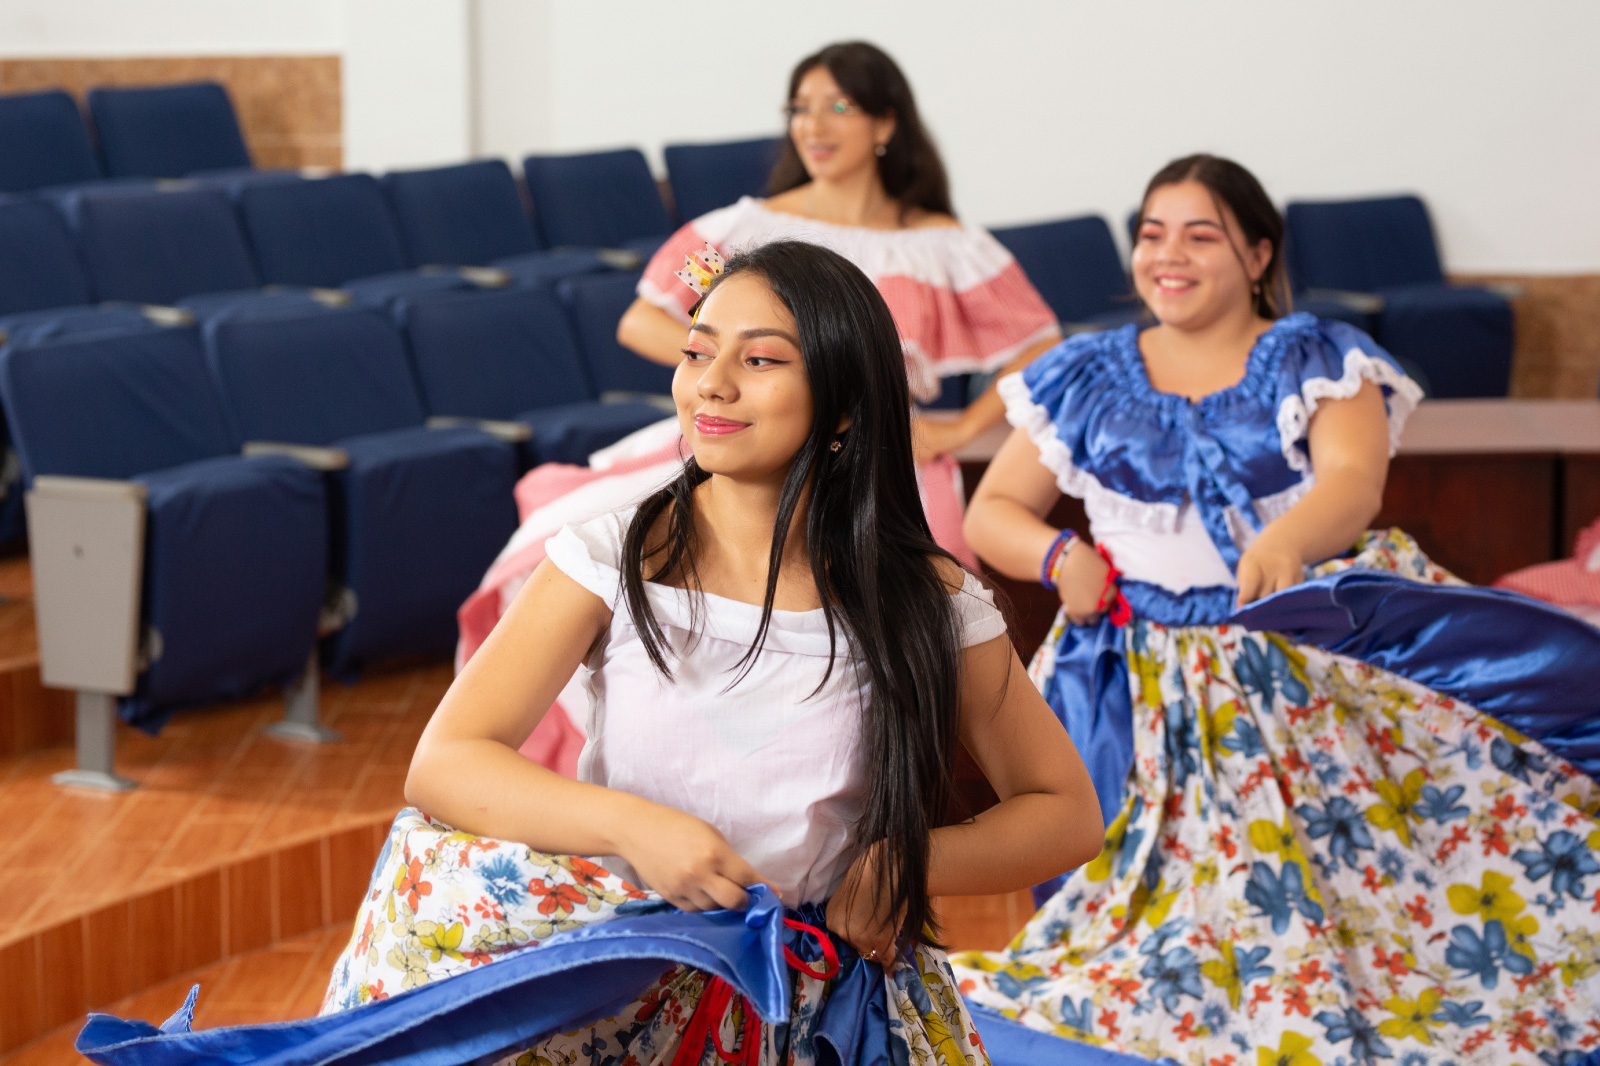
[782,99,862,121]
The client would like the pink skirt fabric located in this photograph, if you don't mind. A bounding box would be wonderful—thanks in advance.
[455,421,978,777]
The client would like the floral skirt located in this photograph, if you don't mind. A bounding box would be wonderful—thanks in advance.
[953,533,1600,1064]
[323,809,992,1065]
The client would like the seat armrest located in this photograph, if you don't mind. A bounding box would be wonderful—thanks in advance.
[597,248,644,270]
[310,288,354,307]
[456,266,512,288]
[425,416,534,444]
[243,441,351,471]
[1302,288,1386,315]
[1480,281,1525,301]
[598,391,677,414]
[139,305,196,327]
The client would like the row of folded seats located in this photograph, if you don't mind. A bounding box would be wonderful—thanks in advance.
[992,196,1516,401]
[3,286,672,754]
[1,81,1513,403]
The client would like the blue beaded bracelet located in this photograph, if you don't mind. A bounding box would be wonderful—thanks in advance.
[1039,529,1079,590]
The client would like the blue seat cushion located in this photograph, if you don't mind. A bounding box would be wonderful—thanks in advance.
[492,249,611,289]
[558,271,675,397]
[515,401,669,466]
[124,452,327,729]
[342,270,476,308]
[325,426,517,675]
[1375,283,1513,399]
[0,306,162,348]
[176,288,325,321]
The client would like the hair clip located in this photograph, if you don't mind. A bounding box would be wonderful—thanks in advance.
[674,243,726,297]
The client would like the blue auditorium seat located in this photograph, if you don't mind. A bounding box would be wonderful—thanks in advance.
[0,90,103,193]
[381,160,609,287]
[1285,195,1514,398]
[557,270,676,398]
[50,184,330,320]
[396,286,666,467]
[0,325,327,729]
[59,184,258,305]
[523,148,672,256]
[991,215,1142,330]
[235,173,476,305]
[87,81,253,179]
[663,137,782,223]
[0,194,179,346]
[202,306,519,675]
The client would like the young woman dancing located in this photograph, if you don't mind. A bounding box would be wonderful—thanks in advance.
[80,241,1103,1065]
[459,40,1061,776]
[951,156,1600,1063]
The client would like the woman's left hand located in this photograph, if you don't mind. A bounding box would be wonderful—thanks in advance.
[1236,529,1307,607]
[825,844,905,971]
[911,413,972,465]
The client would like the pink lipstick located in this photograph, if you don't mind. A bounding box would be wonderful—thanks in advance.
[694,414,750,436]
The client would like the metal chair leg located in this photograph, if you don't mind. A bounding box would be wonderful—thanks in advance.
[263,650,341,744]
[51,691,137,791]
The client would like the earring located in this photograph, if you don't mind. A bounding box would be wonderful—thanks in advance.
[829,440,843,453]
[874,143,887,157]
[1252,283,1261,295]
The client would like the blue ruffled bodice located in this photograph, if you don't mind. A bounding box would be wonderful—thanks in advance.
[1008,313,1419,568]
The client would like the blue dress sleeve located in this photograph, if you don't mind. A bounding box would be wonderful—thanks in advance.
[996,328,1133,500]
[1271,317,1424,474]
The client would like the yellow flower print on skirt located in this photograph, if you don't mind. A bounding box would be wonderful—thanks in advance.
[955,532,1600,1064]
[323,809,993,1065]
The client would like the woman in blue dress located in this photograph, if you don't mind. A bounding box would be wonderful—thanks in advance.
[952,155,1600,1064]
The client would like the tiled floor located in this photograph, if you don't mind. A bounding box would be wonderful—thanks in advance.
[3,662,448,944]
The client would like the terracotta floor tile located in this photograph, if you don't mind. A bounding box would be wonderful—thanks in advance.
[0,1025,82,1066]
[224,854,274,957]
[0,933,43,1054]
[155,818,255,874]
[83,900,134,1008]
[36,919,86,1031]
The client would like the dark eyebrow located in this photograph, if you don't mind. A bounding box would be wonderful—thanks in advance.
[1182,219,1226,230]
[688,323,799,347]
[739,327,800,346]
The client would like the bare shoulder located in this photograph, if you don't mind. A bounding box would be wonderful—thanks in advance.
[902,207,961,230]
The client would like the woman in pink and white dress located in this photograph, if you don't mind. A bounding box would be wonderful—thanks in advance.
[459,41,1060,774]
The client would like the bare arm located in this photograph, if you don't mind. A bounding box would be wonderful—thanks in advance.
[963,427,1112,622]
[912,336,1058,462]
[929,634,1103,895]
[1235,381,1390,605]
[617,297,691,368]
[406,558,771,910]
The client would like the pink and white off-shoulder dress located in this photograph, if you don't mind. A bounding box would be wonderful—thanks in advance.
[457,197,1058,776]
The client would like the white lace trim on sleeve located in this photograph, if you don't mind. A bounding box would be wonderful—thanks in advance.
[1275,347,1424,474]
[998,371,1182,533]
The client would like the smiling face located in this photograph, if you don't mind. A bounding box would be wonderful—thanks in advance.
[674,272,814,484]
[785,65,895,185]
[1132,179,1273,331]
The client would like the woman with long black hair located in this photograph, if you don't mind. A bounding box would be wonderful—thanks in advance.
[460,40,1062,778]
[79,241,1102,1065]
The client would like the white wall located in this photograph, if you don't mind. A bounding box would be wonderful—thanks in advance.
[0,0,340,56]
[478,0,1600,275]
[342,0,471,171]
[4,0,1596,272]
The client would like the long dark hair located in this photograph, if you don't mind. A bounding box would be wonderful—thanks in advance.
[620,240,963,949]
[1137,153,1290,319]
[767,41,955,221]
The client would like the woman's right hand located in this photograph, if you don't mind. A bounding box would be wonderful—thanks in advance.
[616,802,776,912]
[1056,540,1112,624]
